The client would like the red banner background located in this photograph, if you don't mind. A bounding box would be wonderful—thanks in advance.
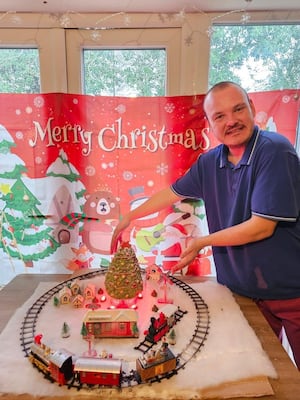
[0,90,299,284]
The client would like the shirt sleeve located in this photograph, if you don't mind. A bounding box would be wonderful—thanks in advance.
[251,136,300,221]
[171,158,203,200]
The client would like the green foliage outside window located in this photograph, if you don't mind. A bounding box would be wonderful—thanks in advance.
[209,24,300,91]
[83,48,166,96]
[0,48,40,93]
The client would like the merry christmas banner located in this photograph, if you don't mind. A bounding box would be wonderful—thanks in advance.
[0,90,299,284]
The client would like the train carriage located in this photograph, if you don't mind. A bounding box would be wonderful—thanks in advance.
[74,357,122,387]
[48,349,74,385]
[136,344,177,382]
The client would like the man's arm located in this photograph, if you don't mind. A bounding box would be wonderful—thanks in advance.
[110,187,182,253]
[172,214,278,272]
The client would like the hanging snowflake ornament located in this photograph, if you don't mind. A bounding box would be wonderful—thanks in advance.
[90,30,102,42]
[206,26,215,38]
[241,12,251,23]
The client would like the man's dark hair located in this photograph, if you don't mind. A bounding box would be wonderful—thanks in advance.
[203,81,251,114]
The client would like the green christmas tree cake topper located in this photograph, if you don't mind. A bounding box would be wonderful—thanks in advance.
[105,242,143,300]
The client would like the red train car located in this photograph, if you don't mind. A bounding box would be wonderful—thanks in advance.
[48,349,74,385]
[74,357,122,386]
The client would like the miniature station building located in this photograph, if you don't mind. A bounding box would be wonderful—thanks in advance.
[83,309,139,338]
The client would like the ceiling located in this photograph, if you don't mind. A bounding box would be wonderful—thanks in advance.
[0,0,300,14]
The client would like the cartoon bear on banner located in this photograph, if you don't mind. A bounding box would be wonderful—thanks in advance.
[81,190,120,254]
[60,190,120,255]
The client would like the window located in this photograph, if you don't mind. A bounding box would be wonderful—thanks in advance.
[0,48,40,93]
[66,28,181,95]
[83,48,166,96]
[209,23,300,91]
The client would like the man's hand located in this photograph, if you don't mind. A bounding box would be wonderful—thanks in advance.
[171,237,206,274]
[110,215,131,254]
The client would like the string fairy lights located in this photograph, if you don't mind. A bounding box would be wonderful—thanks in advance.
[0,3,255,45]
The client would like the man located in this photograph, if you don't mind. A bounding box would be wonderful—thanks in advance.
[111,81,300,368]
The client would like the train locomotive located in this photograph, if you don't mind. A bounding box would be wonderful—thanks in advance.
[144,304,179,343]
[29,342,74,385]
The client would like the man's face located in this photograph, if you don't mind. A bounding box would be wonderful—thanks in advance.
[204,85,256,148]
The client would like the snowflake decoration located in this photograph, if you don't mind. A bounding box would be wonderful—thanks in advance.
[90,30,101,42]
[176,10,186,21]
[115,104,126,114]
[33,96,45,108]
[164,102,175,113]
[15,131,24,140]
[59,14,71,28]
[156,162,168,176]
[206,26,215,38]
[10,14,22,25]
[35,156,43,165]
[123,170,134,181]
[123,15,131,26]
[85,165,96,176]
[241,12,251,23]
[282,95,291,104]
[185,34,193,46]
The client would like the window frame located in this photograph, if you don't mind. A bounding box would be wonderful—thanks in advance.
[65,27,181,95]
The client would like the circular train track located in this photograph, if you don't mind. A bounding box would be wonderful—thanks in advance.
[20,268,210,388]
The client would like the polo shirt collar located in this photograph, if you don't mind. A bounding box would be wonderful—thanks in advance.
[219,125,260,168]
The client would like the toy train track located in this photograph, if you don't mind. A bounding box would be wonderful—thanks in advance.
[20,269,210,389]
[169,275,210,370]
[20,269,106,357]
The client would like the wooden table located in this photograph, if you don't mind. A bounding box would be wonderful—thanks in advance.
[1,273,300,399]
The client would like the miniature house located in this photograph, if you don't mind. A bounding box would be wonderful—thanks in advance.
[59,286,72,305]
[83,309,139,338]
[84,283,96,300]
[70,280,81,296]
[72,294,84,308]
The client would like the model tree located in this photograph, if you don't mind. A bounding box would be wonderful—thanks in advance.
[105,242,143,300]
[80,322,88,338]
[61,322,71,338]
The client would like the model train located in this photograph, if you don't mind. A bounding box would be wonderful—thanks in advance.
[29,339,123,387]
[29,338,178,388]
[28,302,184,388]
[144,304,180,343]
[136,342,177,383]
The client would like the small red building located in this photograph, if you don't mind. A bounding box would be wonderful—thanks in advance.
[83,309,139,338]
[74,357,122,386]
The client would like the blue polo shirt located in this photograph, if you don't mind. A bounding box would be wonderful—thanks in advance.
[171,127,300,299]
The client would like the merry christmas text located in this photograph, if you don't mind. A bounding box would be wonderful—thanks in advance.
[29,117,210,155]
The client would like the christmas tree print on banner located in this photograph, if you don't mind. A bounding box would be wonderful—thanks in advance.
[46,149,86,245]
[47,149,86,202]
[1,177,59,267]
[0,124,26,179]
